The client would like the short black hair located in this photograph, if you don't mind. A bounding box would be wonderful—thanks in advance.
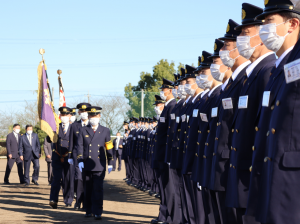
[25,125,33,130]
[13,124,20,128]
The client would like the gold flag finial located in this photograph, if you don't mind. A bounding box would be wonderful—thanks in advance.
[57,69,62,76]
[39,48,45,61]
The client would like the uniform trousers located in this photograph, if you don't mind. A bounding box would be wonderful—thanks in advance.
[24,153,39,184]
[133,158,140,185]
[47,162,53,184]
[139,159,146,186]
[114,150,122,171]
[156,162,172,223]
[151,169,159,193]
[50,158,74,205]
[168,168,187,224]
[4,157,24,183]
[193,183,206,224]
[182,174,197,224]
[83,170,105,216]
[213,191,238,224]
[125,158,130,179]
[74,163,85,208]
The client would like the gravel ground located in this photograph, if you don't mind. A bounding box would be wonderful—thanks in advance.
[0,159,159,223]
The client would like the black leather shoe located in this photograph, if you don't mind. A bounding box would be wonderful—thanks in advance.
[4,181,10,185]
[155,194,160,198]
[151,219,159,224]
[81,207,86,212]
[32,181,39,185]
[65,204,72,207]
[24,183,29,187]
[49,201,58,209]
[94,215,102,220]
[85,213,93,218]
[74,203,80,210]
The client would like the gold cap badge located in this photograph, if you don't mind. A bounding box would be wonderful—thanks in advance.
[226,24,230,33]
[82,105,87,109]
[264,0,269,5]
[242,9,246,20]
[198,61,200,66]
[214,43,217,51]
[63,108,67,112]
[185,68,187,74]
[91,108,96,112]
[201,55,204,62]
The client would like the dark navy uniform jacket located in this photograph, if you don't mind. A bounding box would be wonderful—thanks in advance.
[150,128,158,169]
[6,132,21,158]
[165,99,184,163]
[131,129,140,159]
[51,124,71,164]
[226,53,276,208]
[121,137,128,160]
[127,129,136,159]
[69,121,85,179]
[200,91,224,187]
[191,86,222,183]
[209,62,249,191]
[182,92,208,175]
[256,48,300,224]
[172,98,194,170]
[77,124,113,172]
[247,58,286,218]
[170,98,191,170]
[154,99,176,163]
[142,129,151,160]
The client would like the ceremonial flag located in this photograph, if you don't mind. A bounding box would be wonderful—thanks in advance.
[37,62,59,142]
[58,75,66,107]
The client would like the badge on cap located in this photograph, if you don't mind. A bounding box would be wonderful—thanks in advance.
[226,24,230,33]
[242,9,246,19]
[201,55,204,62]
[82,105,86,109]
[214,43,217,51]
[91,108,96,112]
[264,0,269,5]
[185,68,187,74]
[63,108,67,112]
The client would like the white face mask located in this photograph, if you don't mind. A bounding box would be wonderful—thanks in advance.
[184,82,197,95]
[80,112,88,120]
[237,34,261,59]
[178,85,187,98]
[61,116,70,124]
[27,130,33,135]
[117,136,120,139]
[220,48,240,68]
[210,64,227,82]
[160,90,169,101]
[259,21,290,53]
[154,106,162,115]
[199,75,213,89]
[14,128,20,134]
[138,123,141,128]
[150,124,153,129]
[70,116,76,123]
[172,89,178,98]
[196,76,204,89]
[89,117,100,126]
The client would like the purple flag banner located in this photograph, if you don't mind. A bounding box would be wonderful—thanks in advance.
[37,62,58,142]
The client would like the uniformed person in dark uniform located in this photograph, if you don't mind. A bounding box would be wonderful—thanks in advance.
[50,106,74,208]
[251,1,300,223]
[226,4,276,224]
[77,106,113,220]
[68,102,91,210]
[121,121,129,181]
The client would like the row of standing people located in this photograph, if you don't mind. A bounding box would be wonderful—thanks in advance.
[123,1,300,224]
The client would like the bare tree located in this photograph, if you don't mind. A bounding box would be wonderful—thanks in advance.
[92,94,130,134]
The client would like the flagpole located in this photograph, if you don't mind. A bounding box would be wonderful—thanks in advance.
[39,48,54,109]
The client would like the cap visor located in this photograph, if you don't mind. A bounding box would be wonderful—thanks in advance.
[235,21,263,30]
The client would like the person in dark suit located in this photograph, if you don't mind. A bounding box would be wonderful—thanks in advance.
[152,79,176,224]
[76,106,113,220]
[4,124,24,184]
[44,136,53,185]
[50,106,74,208]
[113,132,123,171]
[19,124,41,186]
[68,102,91,210]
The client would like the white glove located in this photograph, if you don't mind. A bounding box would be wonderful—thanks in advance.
[68,159,74,165]
[197,182,202,191]
[108,165,113,174]
[79,162,84,172]
[167,163,170,166]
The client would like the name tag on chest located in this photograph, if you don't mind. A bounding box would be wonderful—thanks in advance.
[200,113,208,122]
[187,115,190,123]
[138,135,141,139]
[176,117,180,123]
[222,98,233,110]
[284,58,300,83]
[193,109,199,117]
[238,95,248,109]
[211,107,218,117]
[171,113,175,120]
[160,117,165,123]
[148,138,150,141]
[181,114,186,122]
[262,91,270,107]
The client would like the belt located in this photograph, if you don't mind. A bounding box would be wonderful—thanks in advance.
[55,150,68,163]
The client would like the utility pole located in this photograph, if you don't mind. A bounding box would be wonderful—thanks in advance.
[141,89,144,117]
[85,91,91,104]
